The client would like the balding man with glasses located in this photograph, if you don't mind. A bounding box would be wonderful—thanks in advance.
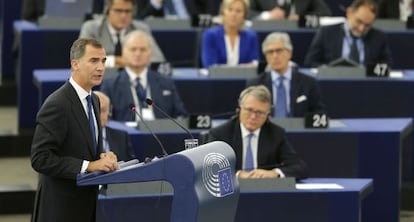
[247,32,325,118]
[204,85,308,179]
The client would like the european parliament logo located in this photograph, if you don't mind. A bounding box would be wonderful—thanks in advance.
[202,153,234,197]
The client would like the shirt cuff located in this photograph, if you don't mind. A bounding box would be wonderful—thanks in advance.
[81,160,90,174]
[260,11,271,20]
[105,55,115,68]
[275,168,285,178]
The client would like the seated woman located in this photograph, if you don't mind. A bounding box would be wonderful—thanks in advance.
[201,0,259,68]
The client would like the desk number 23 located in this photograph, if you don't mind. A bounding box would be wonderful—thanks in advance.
[197,115,211,128]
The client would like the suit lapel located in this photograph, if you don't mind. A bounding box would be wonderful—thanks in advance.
[289,70,301,115]
[65,83,97,157]
[231,119,244,170]
[91,93,102,154]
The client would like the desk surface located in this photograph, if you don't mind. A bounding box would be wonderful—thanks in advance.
[96,178,373,222]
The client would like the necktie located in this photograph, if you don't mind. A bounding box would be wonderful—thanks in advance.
[275,76,288,118]
[164,0,176,15]
[114,32,122,56]
[135,77,147,108]
[244,133,254,171]
[86,95,97,153]
[349,37,360,63]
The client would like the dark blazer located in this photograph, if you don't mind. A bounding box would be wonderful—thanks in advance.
[21,0,45,22]
[100,69,188,121]
[205,117,308,178]
[304,23,393,67]
[135,0,165,19]
[201,25,259,68]
[79,17,165,62]
[249,0,332,18]
[246,68,325,117]
[105,126,135,161]
[31,82,102,222]
[377,0,400,19]
[183,0,221,16]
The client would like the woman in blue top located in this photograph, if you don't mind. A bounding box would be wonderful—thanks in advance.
[201,0,259,68]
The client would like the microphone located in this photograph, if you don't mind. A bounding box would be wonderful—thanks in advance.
[130,105,168,158]
[145,98,195,140]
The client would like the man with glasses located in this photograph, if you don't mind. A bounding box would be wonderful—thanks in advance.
[80,0,165,68]
[304,0,392,67]
[247,32,325,118]
[204,85,308,179]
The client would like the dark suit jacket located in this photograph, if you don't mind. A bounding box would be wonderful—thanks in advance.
[249,0,332,18]
[378,0,400,19]
[31,82,102,222]
[246,68,325,117]
[105,126,135,161]
[79,17,165,62]
[100,69,188,121]
[183,0,221,16]
[201,25,259,68]
[205,117,308,178]
[304,23,393,67]
[135,0,164,20]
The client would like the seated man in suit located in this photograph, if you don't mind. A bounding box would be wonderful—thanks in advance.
[247,32,325,118]
[100,30,188,122]
[204,85,309,179]
[79,0,165,68]
[304,0,393,67]
[377,0,413,21]
[249,0,331,21]
[94,91,135,161]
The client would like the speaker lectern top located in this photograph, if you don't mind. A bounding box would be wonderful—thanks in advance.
[77,141,240,222]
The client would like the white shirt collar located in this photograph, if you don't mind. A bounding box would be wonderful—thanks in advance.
[240,123,261,138]
[126,67,148,87]
[69,77,91,100]
[271,66,292,83]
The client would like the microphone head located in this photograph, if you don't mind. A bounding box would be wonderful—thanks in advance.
[130,104,136,111]
[145,98,153,106]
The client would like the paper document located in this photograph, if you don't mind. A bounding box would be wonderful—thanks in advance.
[296,183,344,190]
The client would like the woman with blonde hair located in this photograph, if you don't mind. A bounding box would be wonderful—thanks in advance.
[201,0,259,68]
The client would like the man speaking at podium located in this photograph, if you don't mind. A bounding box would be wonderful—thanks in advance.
[204,85,308,179]
[30,38,119,222]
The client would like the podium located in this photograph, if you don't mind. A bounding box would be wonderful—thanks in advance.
[77,141,239,222]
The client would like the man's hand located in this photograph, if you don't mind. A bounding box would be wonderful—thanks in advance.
[86,151,119,173]
[238,169,279,178]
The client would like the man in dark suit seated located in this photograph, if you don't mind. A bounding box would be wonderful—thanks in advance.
[94,91,135,161]
[247,32,325,118]
[304,0,393,67]
[100,30,188,122]
[249,0,331,21]
[204,85,309,179]
[377,0,413,21]
[79,0,165,68]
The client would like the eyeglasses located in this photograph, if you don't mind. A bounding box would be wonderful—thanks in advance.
[264,48,288,55]
[241,106,269,118]
[111,8,133,15]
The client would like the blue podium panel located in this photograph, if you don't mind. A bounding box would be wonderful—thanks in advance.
[78,141,240,222]
[104,118,411,222]
[95,178,373,222]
